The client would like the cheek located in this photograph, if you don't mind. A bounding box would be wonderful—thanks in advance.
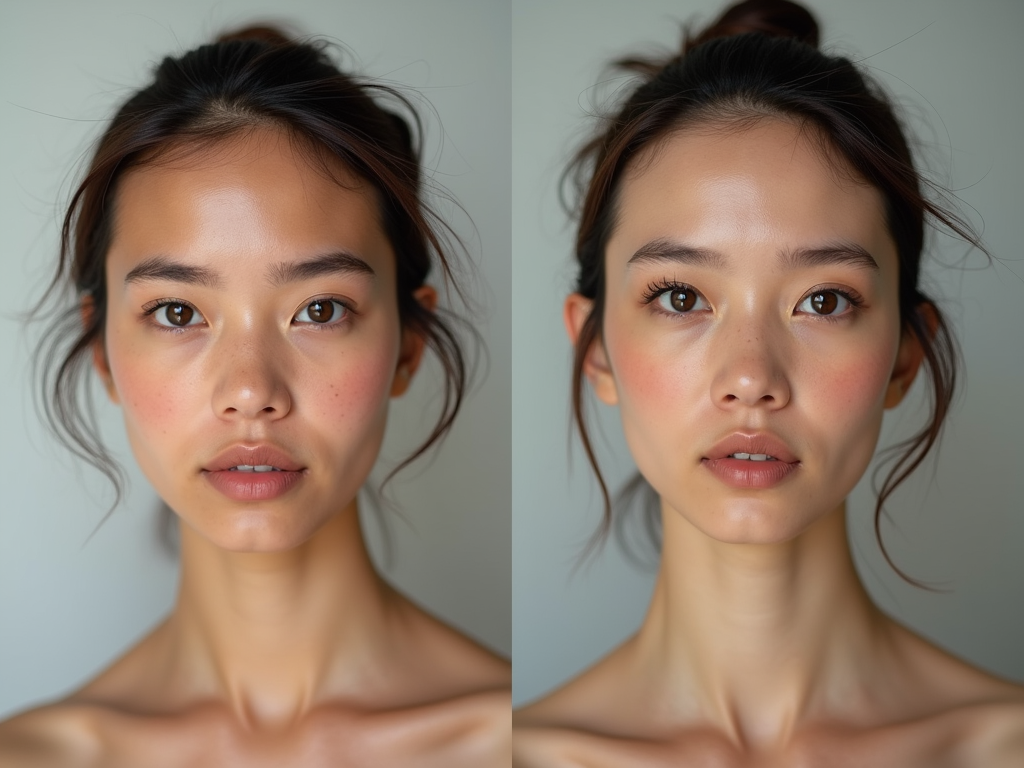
[105,332,200,437]
[303,345,396,429]
[604,317,705,454]
[801,335,895,438]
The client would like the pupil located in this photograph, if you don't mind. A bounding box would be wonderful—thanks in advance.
[168,304,193,326]
[308,300,334,323]
[670,290,695,312]
[811,292,838,315]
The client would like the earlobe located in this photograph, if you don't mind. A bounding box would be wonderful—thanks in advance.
[391,285,437,398]
[564,293,618,406]
[82,296,119,405]
[884,304,934,409]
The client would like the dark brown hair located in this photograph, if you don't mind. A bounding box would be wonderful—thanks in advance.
[34,25,472,508]
[566,0,982,578]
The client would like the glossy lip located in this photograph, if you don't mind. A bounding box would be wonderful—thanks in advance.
[701,432,800,490]
[203,444,305,473]
[201,444,306,502]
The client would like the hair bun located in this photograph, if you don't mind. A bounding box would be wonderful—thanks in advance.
[687,0,819,52]
[215,24,293,47]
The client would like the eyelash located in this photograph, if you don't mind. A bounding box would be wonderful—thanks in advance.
[139,295,357,332]
[141,298,202,333]
[797,284,865,323]
[641,280,706,311]
[640,280,866,321]
[292,295,355,331]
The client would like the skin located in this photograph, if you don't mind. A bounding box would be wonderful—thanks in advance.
[0,127,510,767]
[513,118,1024,767]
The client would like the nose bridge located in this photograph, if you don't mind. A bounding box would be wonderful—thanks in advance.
[710,303,791,410]
[210,319,292,420]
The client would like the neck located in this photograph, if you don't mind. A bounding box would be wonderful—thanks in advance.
[636,501,888,747]
[163,498,396,726]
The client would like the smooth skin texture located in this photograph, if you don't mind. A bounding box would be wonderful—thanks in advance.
[0,128,510,768]
[513,119,1024,767]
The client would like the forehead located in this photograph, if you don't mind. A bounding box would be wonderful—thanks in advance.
[108,127,394,278]
[608,117,896,272]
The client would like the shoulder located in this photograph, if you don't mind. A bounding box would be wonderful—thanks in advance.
[393,593,511,694]
[334,688,511,768]
[0,703,104,768]
[948,696,1024,767]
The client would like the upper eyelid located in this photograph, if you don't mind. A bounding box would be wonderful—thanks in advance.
[141,297,200,314]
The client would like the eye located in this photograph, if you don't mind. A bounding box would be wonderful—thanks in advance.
[294,299,348,325]
[656,287,708,314]
[796,290,852,317]
[152,302,203,328]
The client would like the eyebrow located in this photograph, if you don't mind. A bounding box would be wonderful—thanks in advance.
[627,239,726,269]
[267,251,376,286]
[124,256,221,288]
[779,243,879,272]
[626,238,879,272]
[124,251,376,288]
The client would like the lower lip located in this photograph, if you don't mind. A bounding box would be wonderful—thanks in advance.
[701,458,799,489]
[203,470,305,501]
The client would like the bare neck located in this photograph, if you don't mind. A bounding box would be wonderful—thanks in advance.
[164,499,396,725]
[635,501,889,746]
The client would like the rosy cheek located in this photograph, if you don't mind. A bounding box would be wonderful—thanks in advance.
[608,316,700,402]
[308,357,393,426]
[107,343,198,435]
[802,340,894,422]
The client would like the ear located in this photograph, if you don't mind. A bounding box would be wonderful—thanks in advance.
[391,285,437,398]
[82,296,119,404]
[564,293,618,406]
[884,303,934,409]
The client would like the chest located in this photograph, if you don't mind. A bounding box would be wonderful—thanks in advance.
[92,708,500,768]
[523,722,973,768]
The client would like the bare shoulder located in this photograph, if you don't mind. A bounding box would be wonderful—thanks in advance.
[512,643,671,768]
[394,591,511,694]
[360,688,511,768]
[0,702,103,768]
[948,696,1024,767]
[511,723,688,768]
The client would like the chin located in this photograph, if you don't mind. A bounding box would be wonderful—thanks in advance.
[190,508,328,553]
[675,497,823,545]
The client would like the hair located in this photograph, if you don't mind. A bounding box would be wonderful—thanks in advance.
[34,24,471,509]
[565,0,983,579]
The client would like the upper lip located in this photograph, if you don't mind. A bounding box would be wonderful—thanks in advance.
[703,432,799,463]
[203,444,305,472]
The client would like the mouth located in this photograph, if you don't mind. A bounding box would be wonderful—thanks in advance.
[726,453,778,462]
[202,445,306,501]
[702,433,799,489]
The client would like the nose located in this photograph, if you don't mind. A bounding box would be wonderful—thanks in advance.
[210,336,292,421]
[709,321,791,412]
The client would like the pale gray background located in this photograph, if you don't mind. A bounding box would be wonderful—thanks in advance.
[0,0,510,718]
[512,0,1024,705]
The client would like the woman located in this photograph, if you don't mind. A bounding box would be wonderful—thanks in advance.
[513,1,1024,764]
[0,26,509,766]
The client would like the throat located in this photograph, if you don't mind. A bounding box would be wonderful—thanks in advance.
[636,501,886,739]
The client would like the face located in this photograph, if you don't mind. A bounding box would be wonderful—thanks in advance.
[568,118,924,544]
[96,127,428,552]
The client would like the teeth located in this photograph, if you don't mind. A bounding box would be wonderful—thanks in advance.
[733,452,750,460]
[228,465,280,472]
[729,453,776,461]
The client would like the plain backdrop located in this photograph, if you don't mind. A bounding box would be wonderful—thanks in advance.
[0,0,510,718]
[512,0,1024,705]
